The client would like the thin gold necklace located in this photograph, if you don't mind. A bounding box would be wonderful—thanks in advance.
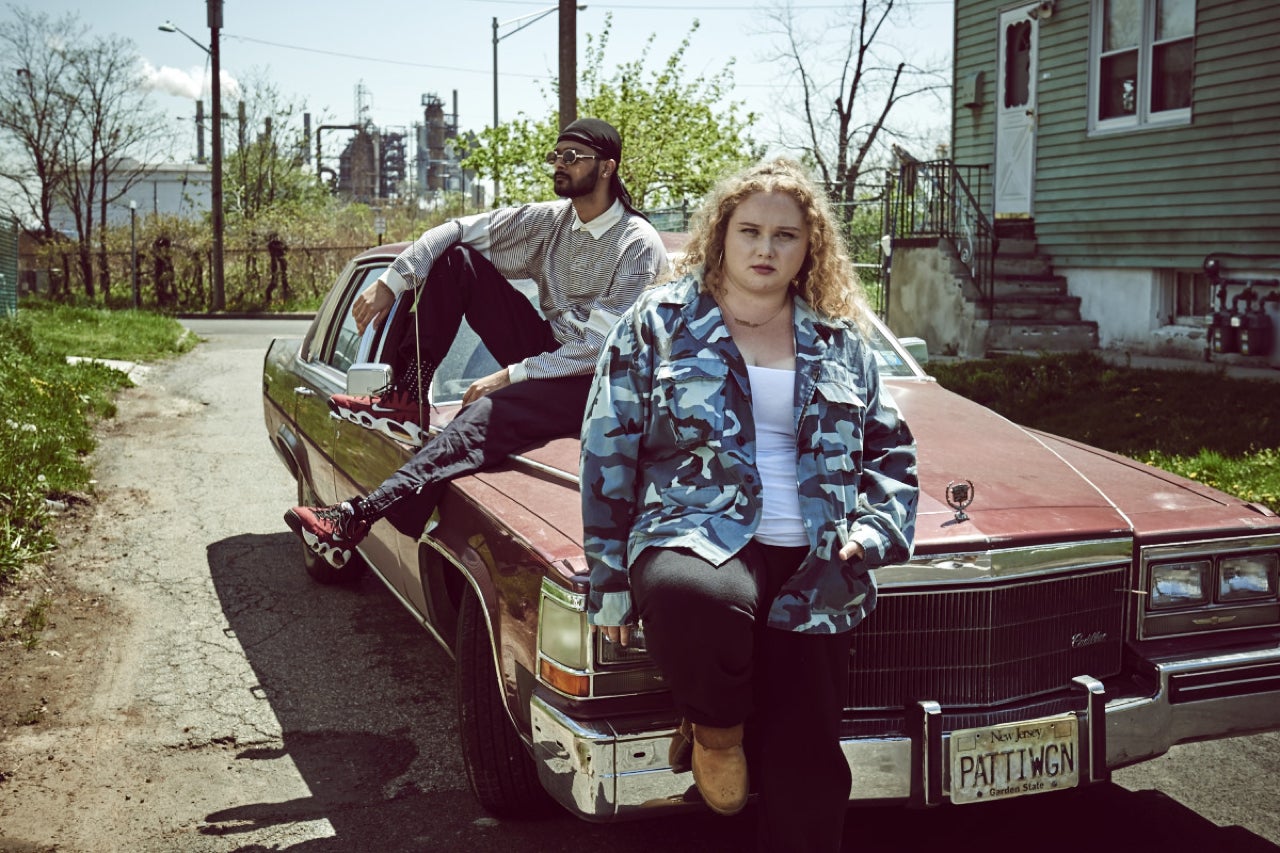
[725,298,790,328]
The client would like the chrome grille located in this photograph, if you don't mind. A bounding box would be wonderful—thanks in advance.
[848,565,1127,710]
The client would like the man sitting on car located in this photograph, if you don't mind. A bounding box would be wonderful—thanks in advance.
[284,118,669,568]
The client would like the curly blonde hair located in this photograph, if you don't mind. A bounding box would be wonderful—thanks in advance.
[675,157,868,324]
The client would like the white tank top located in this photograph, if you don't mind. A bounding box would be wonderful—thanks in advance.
[746,365,808,547]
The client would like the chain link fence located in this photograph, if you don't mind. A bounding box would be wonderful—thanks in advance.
[15,178,894,315]
[0,217,17,316]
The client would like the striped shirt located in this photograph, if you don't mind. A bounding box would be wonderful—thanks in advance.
[380,199,669,382]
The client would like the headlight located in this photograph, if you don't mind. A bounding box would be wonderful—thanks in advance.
[1218,553,1279,602]
[539,593,589,669]
[536,577,665,698]
[1149,560,1211,609]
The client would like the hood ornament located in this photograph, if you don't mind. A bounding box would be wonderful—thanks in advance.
[946,480,974,522]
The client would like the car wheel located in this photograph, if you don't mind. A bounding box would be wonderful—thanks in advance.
[456,586,551,818]
[296,478,365,585]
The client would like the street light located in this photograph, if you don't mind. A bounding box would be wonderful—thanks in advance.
[159,1,224,312]
[129,200,139,309]
[491,4,585,205]
[157,20,207,54]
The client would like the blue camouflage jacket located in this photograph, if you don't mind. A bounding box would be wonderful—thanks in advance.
[581,273,919,634]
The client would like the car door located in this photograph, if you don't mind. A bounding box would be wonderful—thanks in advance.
[286,267,366,511]
[326,270,427,607]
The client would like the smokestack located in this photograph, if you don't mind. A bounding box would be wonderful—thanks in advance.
[196,99,206,164]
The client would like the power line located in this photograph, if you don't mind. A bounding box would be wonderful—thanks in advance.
[226,34,548,81]
[485,1,952,8]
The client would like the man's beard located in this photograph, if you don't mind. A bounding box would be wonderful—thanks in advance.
[553,166,600,199]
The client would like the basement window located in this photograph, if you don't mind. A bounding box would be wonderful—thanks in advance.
[1089,0,1194,133]
[1171,268,1211,324]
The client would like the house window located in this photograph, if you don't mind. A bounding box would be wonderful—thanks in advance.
[1172,269,1212,322]
[1004,21,1032,109]
[1091,0,1194,132]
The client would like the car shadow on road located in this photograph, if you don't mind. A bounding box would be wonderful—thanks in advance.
[205,533,1278,853]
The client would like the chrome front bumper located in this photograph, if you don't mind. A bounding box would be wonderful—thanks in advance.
[529,643,1280,821]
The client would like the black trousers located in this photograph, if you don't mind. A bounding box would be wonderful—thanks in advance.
[360,246,591,539]
[631,543,854,853]
[383,244,561,373]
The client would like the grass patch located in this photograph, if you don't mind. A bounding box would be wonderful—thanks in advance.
[17,297,198,362]
[14,596,52,650]
[930,352,1280,512]
[0,299,196,584]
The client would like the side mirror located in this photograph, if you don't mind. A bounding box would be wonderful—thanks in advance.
[899,336,929,364]
[345,362,393,397]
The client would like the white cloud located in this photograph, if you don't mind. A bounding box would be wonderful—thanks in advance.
[139,59,241,102]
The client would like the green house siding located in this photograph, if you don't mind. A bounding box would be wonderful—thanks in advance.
[951,0,1003,201]
[953,0,1280,272]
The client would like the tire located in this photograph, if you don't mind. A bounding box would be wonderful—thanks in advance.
[296,478,365,585]
[456,587,552,818]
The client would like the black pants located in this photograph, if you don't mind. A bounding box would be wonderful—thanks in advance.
[631,543,854,853]
[383,244,561,373]
[360,246,591,539]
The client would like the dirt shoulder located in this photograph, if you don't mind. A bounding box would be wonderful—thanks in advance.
[0,500,119,763]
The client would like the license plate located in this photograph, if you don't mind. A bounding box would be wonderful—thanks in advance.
[949,714,1079,804]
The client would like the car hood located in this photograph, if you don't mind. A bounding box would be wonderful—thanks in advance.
[886,379,1276,552]
[471,378,1275,556]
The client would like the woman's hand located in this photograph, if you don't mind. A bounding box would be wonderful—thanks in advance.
[839,539,866,563]
[598,624,635,647]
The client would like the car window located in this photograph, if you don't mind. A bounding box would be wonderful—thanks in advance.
[326,265,386,373]
[427,280,538,401]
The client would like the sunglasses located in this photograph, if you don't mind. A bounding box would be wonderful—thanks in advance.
[545,149,599,166]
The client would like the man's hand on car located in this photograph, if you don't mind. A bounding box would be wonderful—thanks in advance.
[352,280,395,334]
[462,367,512,406]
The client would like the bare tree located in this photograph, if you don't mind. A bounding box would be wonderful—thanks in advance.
[59,30,172,298]
[761,0,949,206]
[0,6,82,240]
[0,6,174,298]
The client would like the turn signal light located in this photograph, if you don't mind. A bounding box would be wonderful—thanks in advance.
[539,659,590,697]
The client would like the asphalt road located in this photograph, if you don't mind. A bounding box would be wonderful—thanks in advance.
[2,317,1275,853]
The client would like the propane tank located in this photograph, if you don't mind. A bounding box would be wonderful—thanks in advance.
[1243,301,1273,357]
[1261,289,1280,367]
[1211,282,1239,354]
[1236,286,1266,356]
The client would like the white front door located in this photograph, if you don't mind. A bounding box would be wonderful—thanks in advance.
[995,4,1041,219]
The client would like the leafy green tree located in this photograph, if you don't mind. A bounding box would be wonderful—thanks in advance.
[463,16,760,210]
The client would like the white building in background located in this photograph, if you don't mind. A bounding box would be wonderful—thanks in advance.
[49,158,211,235]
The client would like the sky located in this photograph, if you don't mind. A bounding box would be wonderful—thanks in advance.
[29,0,955,165]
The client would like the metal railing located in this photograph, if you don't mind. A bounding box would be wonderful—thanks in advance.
[885,160,994,314]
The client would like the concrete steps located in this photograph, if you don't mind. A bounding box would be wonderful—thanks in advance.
[980,226,1098,354]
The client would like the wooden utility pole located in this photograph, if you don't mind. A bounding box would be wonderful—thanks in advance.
[559,0,578,129]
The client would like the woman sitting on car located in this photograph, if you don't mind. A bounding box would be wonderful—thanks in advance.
[579,157,919,852]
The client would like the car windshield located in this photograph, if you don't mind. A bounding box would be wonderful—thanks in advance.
[865,320,924,378]
[421,282,922,402]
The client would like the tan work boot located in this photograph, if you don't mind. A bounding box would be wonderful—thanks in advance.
[669,719,694,774]
[691,722,748,816]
